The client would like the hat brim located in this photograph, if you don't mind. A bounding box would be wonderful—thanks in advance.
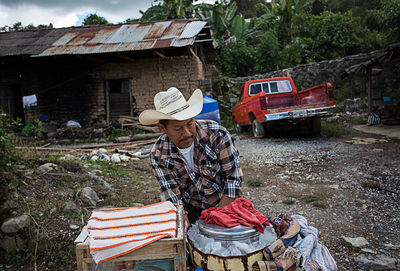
[139,89,203,125]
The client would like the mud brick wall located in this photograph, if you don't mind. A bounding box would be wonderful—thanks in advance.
[90,55,206,114]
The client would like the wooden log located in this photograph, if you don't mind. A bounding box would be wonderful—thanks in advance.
[15,138,158,152]
[113,133,162,143]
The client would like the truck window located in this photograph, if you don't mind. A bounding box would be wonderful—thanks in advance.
[267,80,292,94]
[262,83,270,94]
[270,82,278,93]
[249,83,262,96]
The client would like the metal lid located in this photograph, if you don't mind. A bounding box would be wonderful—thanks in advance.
[197,220,260,241]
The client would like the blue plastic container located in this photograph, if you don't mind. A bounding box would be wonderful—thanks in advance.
[383,96,393,102]
[195,94,221,123]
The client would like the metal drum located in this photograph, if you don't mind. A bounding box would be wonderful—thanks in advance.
[188,220,265,271]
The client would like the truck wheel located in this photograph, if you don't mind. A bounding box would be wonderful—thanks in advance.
[233,118,244,133]
[309,118,321,135]
[252,119,266,137]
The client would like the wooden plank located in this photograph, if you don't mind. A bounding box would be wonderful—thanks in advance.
[74,225,88,244]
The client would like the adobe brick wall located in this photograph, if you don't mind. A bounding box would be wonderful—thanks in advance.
[90,55,206,117]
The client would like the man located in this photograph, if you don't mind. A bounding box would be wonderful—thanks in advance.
[139,87,243,225]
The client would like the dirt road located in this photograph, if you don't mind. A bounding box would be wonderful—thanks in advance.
[235,134,400,270]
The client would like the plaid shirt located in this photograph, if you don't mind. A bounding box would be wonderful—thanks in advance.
[150,120,243,210]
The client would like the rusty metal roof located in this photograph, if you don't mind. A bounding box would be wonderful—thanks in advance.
[0,20,210,58]
[342,42,400,77]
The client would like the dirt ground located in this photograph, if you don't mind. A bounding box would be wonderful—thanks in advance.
[1,124,399,270]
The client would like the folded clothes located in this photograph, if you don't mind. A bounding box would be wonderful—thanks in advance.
[199,198,269,232]
[88,201,177,264]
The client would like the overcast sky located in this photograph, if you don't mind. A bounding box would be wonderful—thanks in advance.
[0,0,216,28]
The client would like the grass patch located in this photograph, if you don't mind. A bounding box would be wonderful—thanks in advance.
[362,181,380,189]
[282,199,295,205]
[301,193,326,208]
[321,121,353,137]
[301,193,322,203]
[347,116,367,125]
[247,177,263,187]
[90,161,133,178]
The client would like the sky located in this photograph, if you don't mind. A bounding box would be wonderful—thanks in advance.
[0,0,217,28]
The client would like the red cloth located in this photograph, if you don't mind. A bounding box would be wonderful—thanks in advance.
[199,198,269,233]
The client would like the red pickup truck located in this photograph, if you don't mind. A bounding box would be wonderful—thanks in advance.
[232,77,335,136]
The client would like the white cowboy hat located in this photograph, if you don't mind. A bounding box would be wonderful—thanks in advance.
[139,87,203,125]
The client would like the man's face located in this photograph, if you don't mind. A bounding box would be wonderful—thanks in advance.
[158,118,196,148]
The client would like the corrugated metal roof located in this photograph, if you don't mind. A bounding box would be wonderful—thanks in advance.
[0,20,209,58]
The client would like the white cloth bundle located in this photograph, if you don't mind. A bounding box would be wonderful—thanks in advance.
[88,201,177,264]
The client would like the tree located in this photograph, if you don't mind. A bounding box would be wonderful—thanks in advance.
[82,13,109,26]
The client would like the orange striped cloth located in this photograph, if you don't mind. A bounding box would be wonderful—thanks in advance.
[88,201,177,264]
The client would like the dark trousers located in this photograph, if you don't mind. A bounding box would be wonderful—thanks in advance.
[184,203,203,224]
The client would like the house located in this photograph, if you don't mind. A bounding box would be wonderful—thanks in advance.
[342,42,400,120]
[0,20,216,127]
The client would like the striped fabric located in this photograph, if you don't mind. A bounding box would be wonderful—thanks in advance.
[88,201,177,264]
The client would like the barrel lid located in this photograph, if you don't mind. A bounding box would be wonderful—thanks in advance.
[197,220,260,241]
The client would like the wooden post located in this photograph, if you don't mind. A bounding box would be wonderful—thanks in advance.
[367,67,372,114]
[105,80,110,125]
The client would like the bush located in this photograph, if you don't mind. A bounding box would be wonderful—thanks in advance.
[0,111,20,170]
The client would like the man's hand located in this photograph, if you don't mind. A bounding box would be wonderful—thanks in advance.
[183,214,190,242]
[216,196,235,208]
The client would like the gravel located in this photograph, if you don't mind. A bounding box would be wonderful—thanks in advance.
[235,136,400,270]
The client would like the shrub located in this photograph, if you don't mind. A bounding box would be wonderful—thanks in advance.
[0,111,20,170]
[247,177,263,187]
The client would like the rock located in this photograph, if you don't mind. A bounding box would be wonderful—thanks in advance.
[61,154,76,161]
[361,248,376,254]
[111,154,121,163]
[36,163,58,174]
[90,155,99,161]
[100,155,111,162]
[383,243,400,250]
[80,187,100,206]
[1,200,18,212]
[341,236,369,249]
[0,235,25,251]
[1,214,30,233]
[326,115,340,122]
[98,148,108,154]
[120,154,130,162]
[69,224,80,230]
[88,172,112,191]
[63,201,79,214]
[354,254,397,270]
[80,153,89,160]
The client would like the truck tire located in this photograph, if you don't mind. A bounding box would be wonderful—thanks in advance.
[252,119,266,137]
[233,118,244,133]
[309,118,321,135]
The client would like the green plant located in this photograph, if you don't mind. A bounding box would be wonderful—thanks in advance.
[247,177,263,187]
[300,193,326,208]
[321,121,353,137]
[0,111,21,170]
[282,199,295,205]
[361,181,380,189]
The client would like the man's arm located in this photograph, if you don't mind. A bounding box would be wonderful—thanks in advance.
[218,128,243,199]
[150,152,183,206]
[216,195,236,207]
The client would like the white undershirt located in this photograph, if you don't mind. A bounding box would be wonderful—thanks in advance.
[177,142,194,171]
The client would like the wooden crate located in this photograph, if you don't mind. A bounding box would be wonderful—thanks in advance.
[75,205,186,270]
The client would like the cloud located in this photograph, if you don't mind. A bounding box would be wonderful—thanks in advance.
[0,0,154,27]
[0,0,218,28]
